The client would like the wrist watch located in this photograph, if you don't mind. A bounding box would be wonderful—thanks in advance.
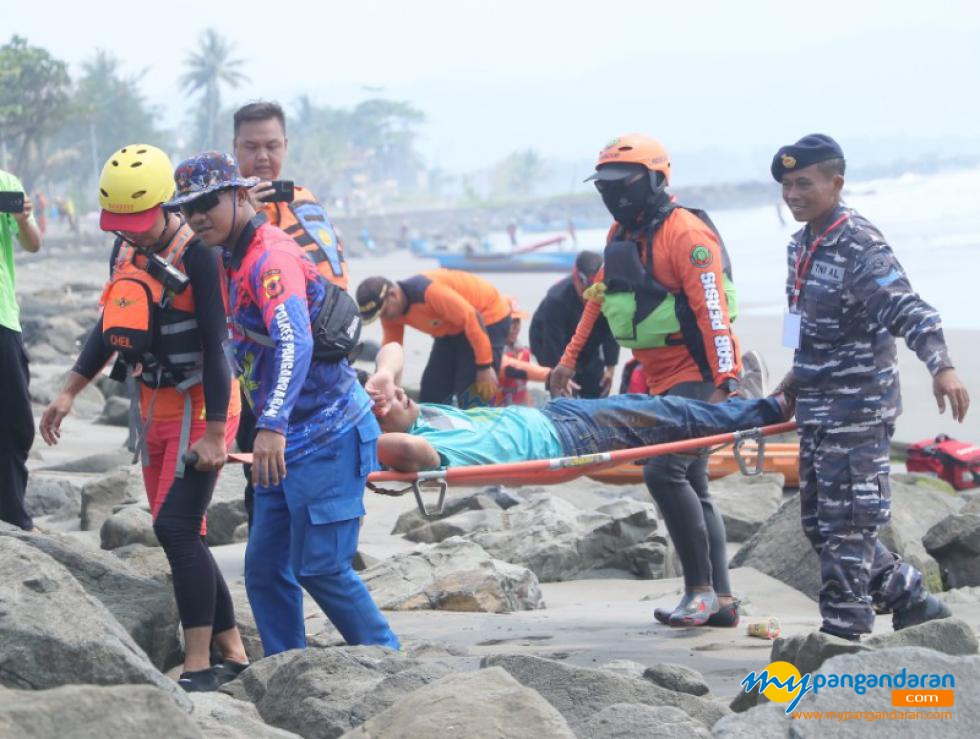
[719,378,739,395]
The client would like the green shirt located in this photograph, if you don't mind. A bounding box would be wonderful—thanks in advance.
[408,403,564,468]
[0,170,34,332]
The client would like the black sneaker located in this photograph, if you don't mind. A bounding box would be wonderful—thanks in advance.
[214,659,249,686]
[178,667,220,693]
[668,590,720,627]
[893,594,952,631]
[655,598,740,627]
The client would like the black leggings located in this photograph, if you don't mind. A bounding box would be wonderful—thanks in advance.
[153,465,236,632]
[642,380,732,595]
[419,317,511,407]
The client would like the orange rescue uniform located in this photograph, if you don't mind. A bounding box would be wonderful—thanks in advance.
[381,269,511,368]
[560,208,740,395]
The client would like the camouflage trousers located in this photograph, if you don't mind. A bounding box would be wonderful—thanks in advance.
[799,423,924,636]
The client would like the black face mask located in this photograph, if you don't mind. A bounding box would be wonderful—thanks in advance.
[596,174,664,227]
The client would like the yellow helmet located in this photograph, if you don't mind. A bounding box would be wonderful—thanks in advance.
[98,144,175,232]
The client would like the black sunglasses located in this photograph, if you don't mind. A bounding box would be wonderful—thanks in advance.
[179,190,222,218]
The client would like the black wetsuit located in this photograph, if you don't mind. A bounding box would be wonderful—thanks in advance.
[73,235,236,632]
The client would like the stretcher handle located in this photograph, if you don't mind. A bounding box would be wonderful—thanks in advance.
[732,429,766,477]
[367,478,448,518]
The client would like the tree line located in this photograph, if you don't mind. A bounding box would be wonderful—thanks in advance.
[0,30,553,212]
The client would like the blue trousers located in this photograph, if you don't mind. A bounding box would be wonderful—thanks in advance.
[244,418,400,655]
[542,394,784,457]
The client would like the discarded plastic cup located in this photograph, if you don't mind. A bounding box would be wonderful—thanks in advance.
[746,618,781,640]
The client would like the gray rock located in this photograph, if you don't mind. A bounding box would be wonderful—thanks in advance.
[770,630,872,676]
[41,448,135,474]
[227,646,452,738]
[883,473,964,591]
[0,537,188,708]
[731,475,959,599]
[351,550,377,571]
[0,684,200,738]
[30,371,104,419]
[114,543,172,584]
[96,395,131,426]
[189,692,300,738]
[941,585,980,605]
[481,654,727,731]
[460,494,667,582]
[100,505,158,549]
[24,474,82,519]
[644,662,711,696]
[95,373,128,400]
[391,484,525,536]
[204,471,249,546]
[0,528,180,670]
[714,647,980,738]
[582,703,711,739]
[80,466,142,531]
[600,659,648,679]
[924,508,980,589]
[360,537,544,612]
[709,473,785,542]
[341,666,576,739]
[233,522,249,543]
[866,616,978,655]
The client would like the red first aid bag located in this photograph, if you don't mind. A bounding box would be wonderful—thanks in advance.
[906,434,980,490]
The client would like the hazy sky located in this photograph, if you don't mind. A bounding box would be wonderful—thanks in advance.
[10,0,980,185]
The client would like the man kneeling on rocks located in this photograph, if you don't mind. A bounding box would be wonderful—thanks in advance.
[369,342,792,475]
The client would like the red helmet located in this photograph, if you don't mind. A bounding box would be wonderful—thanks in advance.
[586,134,671,186]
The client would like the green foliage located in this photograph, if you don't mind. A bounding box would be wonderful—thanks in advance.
[180,28,248,151]
[47,50,170,191]
[288,96,426,199]
[0,35,72,190]
[491,148,550,199]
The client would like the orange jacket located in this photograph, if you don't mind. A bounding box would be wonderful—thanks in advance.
[260,184,348,290]
[381,269,510,367]
[560,208,740,395]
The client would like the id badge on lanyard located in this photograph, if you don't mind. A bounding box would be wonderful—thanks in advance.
[782,309,802,349]
[784,212,849,351]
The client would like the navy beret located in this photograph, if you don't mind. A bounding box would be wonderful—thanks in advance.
[771,133,845,182]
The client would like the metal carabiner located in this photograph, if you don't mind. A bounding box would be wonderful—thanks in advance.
[732,428,766,477]
[412,479,448,518]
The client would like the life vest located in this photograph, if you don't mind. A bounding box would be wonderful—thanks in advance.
[273,187,349,290]
[599,205,738,375]
[101,228,203,388]
[99,225,203,477]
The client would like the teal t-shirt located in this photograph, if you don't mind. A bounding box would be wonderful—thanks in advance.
[408,403,564,468]
[0,170,34,332]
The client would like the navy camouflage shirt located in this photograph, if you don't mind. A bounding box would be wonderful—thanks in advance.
[786,204,952,427]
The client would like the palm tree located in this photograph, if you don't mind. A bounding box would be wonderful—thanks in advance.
[179,29,248,149]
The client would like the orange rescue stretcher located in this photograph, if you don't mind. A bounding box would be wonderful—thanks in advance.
[586,442,801,487]
[220,421,797,518]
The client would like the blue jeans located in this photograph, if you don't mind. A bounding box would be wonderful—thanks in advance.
[244,415,400,655]
[540,394,783,457]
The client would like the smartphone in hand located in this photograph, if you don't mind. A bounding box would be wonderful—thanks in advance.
[259,181,294,203]
[0,191,25,214]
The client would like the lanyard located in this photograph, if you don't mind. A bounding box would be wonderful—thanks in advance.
[790,213,849,309]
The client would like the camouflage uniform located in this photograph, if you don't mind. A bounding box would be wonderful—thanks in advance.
[787,204,953,637]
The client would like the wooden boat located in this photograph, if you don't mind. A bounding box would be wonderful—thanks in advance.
[586,442,800,487]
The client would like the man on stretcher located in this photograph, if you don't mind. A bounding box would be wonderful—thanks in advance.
[368,344,794,472]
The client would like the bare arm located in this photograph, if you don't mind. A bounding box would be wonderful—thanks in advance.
[14,195,41,253]
[378,432,441,471]
[375,342,405,383]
